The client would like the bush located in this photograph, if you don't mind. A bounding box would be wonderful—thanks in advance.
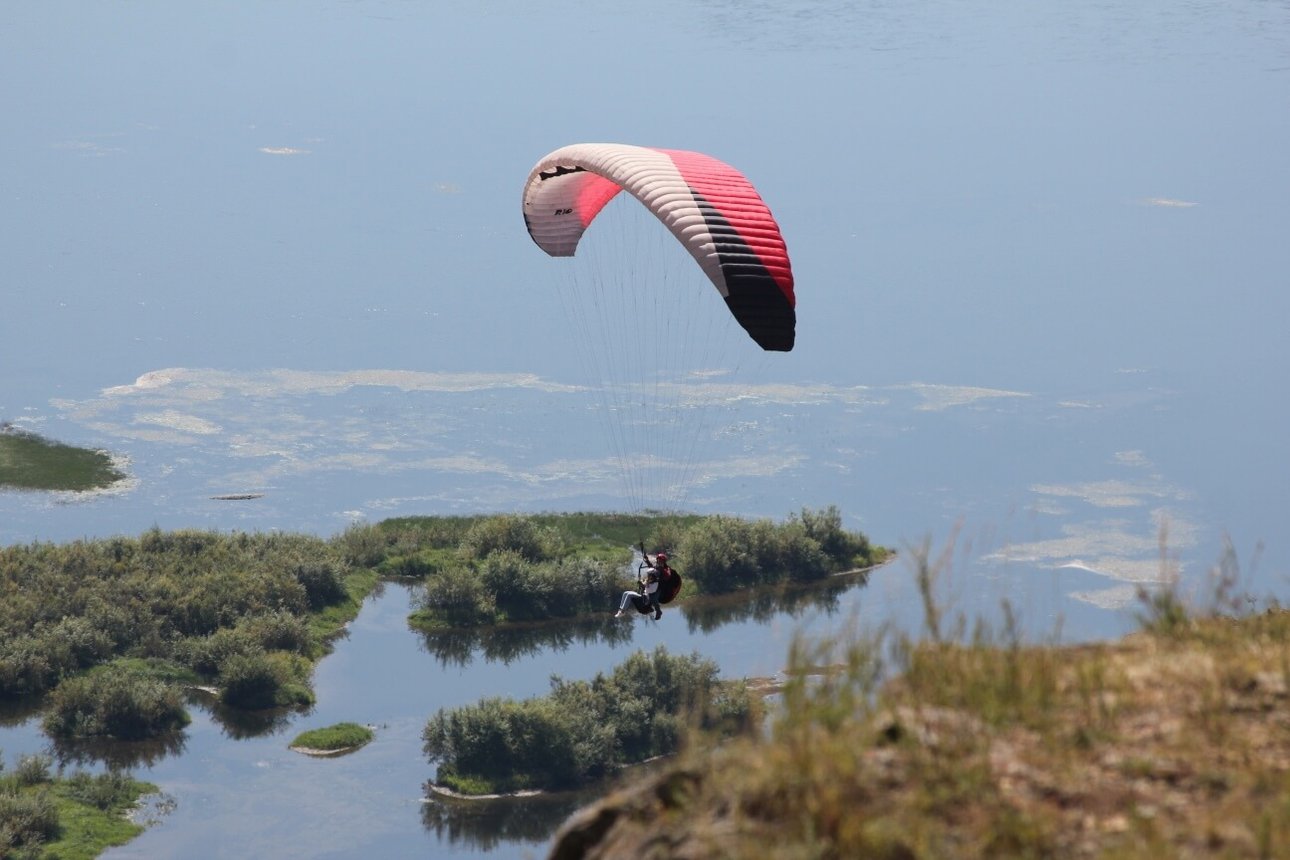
[218,650,312,710]
[423,697,581,792]
[459,516,563,563]
[0,788,59,851]
[175,628,259,677]
[676,516,768,593]
[217,651,282,710]
[44,616,115,669]
[64,770,139,811]
[758,520,830,583]
[676,515,838,593]
[418,565,497,625]
[42,666,188,740]
[376,551,441,578]
[12,756,49,788]
[485,553,566,621]
[236,611,316,656]
[555,556,622,610]
[423,647,752,794]
[0,637,57,698]
[291,557,349,610]
[794,505,872,569]
[0,617,118,698]
[335,522,387,568]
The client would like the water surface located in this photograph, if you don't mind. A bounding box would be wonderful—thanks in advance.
[2,0,1288,855]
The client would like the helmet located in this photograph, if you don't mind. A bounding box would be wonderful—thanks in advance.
[655,552,667,563]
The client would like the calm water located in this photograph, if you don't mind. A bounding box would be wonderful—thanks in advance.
[2,0,1288,856]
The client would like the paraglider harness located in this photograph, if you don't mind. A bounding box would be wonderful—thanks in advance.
[630,541,681,615]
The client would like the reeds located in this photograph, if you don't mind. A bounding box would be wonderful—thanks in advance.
[553,531,1290,858]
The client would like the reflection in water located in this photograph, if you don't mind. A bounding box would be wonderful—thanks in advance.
[208,701,299,740]
[680,571,870,635]
[0,694,45,728]
[417,615,635,668]
[183,686,301,740]
[3,689,296,772]
[415,573,871,669]
[420,789,593,851]
[52,731,187,771]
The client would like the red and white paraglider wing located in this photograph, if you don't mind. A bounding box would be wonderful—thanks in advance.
[522,143,796,351]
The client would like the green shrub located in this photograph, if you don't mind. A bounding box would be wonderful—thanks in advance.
[794,505,872,569]
[13,756,49,787]
[291,557,348,610]
[64,770,139,811]
[676,513,852,593]
[423,647,753,794]
[459,516,563,563]
[554,556,622,610]
[418,565,497,625]
[176,628,259,677]
[0,787,59,850]
[423,697,581,792]
[42,666,188,740]
[335,522,388,567]
[44,616,116,669]
[485,552,567,621]
[217,651,281,710]
[0,637,57,697]
[676,516,768,592]
[0,616,119,698]
[218,650,312,709]
[236,611,316,656]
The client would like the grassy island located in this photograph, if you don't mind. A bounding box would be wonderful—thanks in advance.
[290,722,374,755]
[0,752,157,859]
[390,507,887,630]
[0,426,126,492]
[0,527,372,712]
[0,508,882,728]
[423,646,757,796]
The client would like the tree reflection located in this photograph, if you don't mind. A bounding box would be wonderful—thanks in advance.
[208,702,299,739]
[417,615,634,668]
[679,570,869,634]
[38,692,300,769]
[420,788,592,850]
[52,730,187,770]
[414,571,871,668]
[0,693,45,728]
[178,684,305,739]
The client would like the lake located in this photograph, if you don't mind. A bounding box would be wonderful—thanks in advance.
[2,0,1288,856]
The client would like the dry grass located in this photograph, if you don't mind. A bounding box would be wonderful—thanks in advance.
[549,539,1290,860]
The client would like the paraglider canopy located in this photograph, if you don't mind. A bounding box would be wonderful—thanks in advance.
[522,143,796,351]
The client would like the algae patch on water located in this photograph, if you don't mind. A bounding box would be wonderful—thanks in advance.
[0,425,126,492]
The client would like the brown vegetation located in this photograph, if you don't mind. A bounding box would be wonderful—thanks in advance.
[549,602,1290,859]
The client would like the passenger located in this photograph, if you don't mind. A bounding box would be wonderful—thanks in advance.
[614,563,659,618]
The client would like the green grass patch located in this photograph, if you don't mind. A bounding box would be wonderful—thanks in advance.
[98,657,202,686]
[0,427,125,492]
[290,722,374,752]
[0,759,157,860]
[42,776,159,860]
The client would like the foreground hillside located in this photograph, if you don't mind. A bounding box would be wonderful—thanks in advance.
[549,598,1290,859]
